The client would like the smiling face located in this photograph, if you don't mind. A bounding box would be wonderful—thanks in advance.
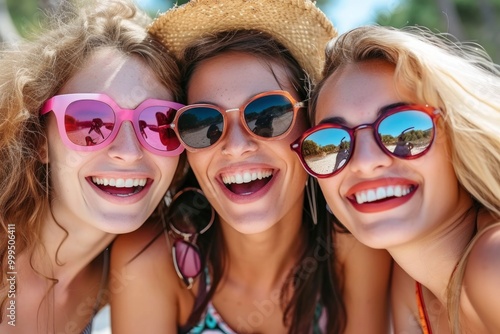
[314,59,470,249]
[185,52,309,234]
[45,48,180,234]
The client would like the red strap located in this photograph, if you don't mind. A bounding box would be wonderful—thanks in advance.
[416,282,433,334]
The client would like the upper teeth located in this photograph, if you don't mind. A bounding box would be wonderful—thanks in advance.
[222,170,272,185]
[354,185,412,204]
[92,177,147,188]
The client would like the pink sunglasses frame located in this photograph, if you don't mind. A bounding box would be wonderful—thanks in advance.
[40,93,185,156]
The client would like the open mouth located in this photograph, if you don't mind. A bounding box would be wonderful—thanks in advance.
[91,177,147,197]
[221,169,273,195]
[350,184,416,204]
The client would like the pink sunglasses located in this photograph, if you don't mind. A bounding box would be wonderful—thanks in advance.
[40,93,185,156]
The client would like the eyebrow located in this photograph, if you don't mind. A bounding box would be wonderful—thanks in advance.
[318,102,408,126]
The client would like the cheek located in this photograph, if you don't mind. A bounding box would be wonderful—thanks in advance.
[317,178,341,207]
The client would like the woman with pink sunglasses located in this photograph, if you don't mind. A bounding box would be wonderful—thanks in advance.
[110,1,392,333]
[0,0,184,332]
[292,26,500,333]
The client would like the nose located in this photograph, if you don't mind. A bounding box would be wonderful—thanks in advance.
[347,128,392,174]
[219,112,258,157]
[107,121,144,162]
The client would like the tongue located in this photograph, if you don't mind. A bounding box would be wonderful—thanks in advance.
[98,185,141,196]
[226,178,270,195]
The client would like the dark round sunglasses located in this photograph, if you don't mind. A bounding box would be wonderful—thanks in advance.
[291,104,440,178]
[172,90,306,151]
[167,188,215,289]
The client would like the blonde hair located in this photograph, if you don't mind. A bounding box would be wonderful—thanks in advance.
[311,25,500,333]
[0,0,181,316]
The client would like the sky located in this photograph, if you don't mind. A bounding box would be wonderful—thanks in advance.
[135,0,403,34]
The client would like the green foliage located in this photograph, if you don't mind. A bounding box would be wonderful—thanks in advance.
[6,0,40,37]
[376,0,500,62]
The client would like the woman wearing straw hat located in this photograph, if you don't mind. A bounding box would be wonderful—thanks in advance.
[110,1,392,333]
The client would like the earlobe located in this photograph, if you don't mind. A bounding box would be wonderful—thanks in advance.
[38,139,49,164]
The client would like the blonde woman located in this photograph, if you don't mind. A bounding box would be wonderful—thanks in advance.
[0,0,184,332]
[292,25,500,333]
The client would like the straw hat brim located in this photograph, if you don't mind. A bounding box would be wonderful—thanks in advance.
[149,0,337,83]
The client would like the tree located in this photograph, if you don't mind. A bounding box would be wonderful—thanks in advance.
[376,0,500,62]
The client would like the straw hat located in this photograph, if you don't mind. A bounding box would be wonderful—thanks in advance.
[149,0,337,83]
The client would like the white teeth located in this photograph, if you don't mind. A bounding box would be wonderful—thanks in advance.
[222,170,273,185]
[354,185,413,204]
[91,177,147,188]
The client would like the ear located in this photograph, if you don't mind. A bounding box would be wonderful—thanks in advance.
[38,138,49,164]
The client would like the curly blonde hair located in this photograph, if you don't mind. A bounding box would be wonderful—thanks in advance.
[0,0,181,316]
[310,25,500,333]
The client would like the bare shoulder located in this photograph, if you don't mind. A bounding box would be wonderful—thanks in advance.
[463,222,500,331]
[334,230,391,268]
[111,220,170,267]
[334,231,393,334]
[109,220,185,333]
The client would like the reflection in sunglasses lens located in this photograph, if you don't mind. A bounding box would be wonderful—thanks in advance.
[378,110,434,158]
[301,129,351,176]
[174,239,201,278]
[65,100,115,146]
[244,94,294,138]
[138,106,180,151]
[178,107,223,149]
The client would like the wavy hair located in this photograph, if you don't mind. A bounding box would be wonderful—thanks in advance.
[0,0,182,319]
[310,25,500,333]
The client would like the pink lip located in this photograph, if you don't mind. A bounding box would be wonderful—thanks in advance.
[86,177,153,205]
[346,178,418,214]
[217,165,278,204]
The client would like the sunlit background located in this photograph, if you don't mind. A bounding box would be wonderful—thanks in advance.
[1,0,499,61]
[0,0,497,333]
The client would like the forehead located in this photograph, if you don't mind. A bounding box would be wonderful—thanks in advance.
[59,48,173,108]
[187,52,296,106]
[315,60,413,124]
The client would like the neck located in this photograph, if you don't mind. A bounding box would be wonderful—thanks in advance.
[389,204,477,303]
[35,211,114,287]
[220,207,305,288]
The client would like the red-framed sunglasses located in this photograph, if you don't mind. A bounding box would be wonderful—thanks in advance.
[291,104,440,178]
[40,93,185,156]
[172,90,306,151]
[167,187,215,289]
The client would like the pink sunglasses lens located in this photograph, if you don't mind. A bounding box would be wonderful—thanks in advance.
[64,100,115,147]
[138,106,181,151]
[174,239,201,278]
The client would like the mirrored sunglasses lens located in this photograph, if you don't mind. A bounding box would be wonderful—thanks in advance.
[168,190,213,234]
[174,240,201,278]
[177,107,223,149]
[244,94,294,138]
[64,100,115,147]
[378,110,434,158]
[139,106,180,151]
[301,128,351,176]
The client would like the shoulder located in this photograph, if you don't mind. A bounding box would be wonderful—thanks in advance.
[465,221,500,285]
[463,222,500,330]
[334,231,391,269]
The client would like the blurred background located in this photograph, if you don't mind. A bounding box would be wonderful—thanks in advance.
[0,0,499,61]
[0,0,497,333]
